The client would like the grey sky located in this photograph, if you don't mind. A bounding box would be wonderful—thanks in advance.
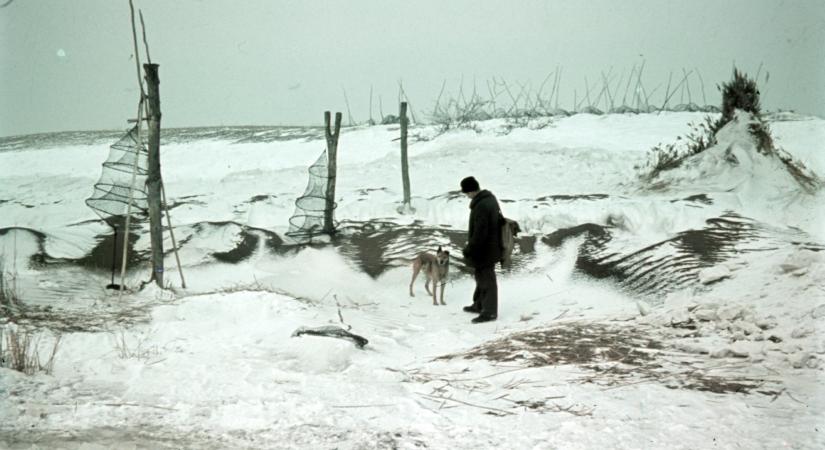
[1,0,823,137]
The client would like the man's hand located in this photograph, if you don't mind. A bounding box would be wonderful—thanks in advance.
[462,247,474,267]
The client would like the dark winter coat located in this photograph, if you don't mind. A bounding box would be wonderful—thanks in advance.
[463,190,502,269]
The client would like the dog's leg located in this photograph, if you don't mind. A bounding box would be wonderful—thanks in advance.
[409,261,421,297]
[424,276,432,295]
[439,281,446,305]
[430,270,439,305]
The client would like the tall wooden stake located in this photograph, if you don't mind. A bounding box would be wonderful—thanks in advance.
[139,8,185,289]
[323,111,342,235]
[369,85,374,125]
[399,101,412,212]
[161,183,186,288]
[144,63,164,287]
[119,0,146,299]
[118,98,145,299]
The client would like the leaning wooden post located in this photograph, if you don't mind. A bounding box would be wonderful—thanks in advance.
[143,63,164,287]
[161,183,186,289]
[323,111,342,235]
[118,0,145,298]
[118,98,145,298]
[399,101,413,213]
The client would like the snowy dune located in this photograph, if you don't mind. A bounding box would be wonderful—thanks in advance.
[0,112,823,449]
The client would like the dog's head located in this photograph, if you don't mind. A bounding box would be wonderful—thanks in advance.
[436,245,450,266]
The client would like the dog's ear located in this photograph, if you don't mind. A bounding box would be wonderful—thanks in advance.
[437,245,442,252]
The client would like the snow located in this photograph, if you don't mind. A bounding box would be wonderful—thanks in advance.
[1,111,823,449]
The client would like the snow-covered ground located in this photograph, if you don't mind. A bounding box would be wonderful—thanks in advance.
[0,111,823,449]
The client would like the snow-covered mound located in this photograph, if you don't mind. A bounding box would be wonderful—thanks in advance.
[653,111,816,194]
[642,111,824,236]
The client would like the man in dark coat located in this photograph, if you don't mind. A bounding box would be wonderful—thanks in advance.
[460,176,501,323]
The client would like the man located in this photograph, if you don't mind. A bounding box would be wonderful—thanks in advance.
[460,176,501,323]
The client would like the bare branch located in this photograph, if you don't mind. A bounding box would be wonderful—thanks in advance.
[139,10,152,64]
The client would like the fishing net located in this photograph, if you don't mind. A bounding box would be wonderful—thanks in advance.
[286,149,337,240]
[85,125,149,224]
[84,125,149,288]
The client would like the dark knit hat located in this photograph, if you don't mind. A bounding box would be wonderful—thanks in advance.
[460,176,480,193]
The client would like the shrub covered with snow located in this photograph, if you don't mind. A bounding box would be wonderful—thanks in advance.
[719,68,762,124]
[640,69,821,192]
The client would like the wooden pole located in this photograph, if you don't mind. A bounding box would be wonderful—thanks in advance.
[397,81,417,124]
[138,8,185,289]
[399,101,412,211]
[143,63,164,287]
[369,85,374,125]
[118,99,144,298]
[118,0,146,298]
[161,183,186,288]
[139,10,151,64]
[129,0,145,101]
[342,87,354,126]
[323,111,342,235]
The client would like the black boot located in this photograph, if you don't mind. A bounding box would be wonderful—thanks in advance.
[471,313,497,324]
[463,305,480,313]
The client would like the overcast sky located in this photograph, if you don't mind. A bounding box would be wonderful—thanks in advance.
[1,0,823,137]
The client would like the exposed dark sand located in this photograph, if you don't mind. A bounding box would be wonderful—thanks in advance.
[549,213,822,297]
[331,220,537,278]
[0,226,48,267]
[3,213,821,331]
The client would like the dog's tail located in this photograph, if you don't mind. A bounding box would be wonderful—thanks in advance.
[387,257,414,264]
[386,257,415,267]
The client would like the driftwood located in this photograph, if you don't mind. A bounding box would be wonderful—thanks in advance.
[292,325,368,349]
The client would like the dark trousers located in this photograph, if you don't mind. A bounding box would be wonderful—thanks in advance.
[472,266,498,316]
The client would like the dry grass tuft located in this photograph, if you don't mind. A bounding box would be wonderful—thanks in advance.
[438,322,773,395]
[437,322,660,368]
[0,326,61,375]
